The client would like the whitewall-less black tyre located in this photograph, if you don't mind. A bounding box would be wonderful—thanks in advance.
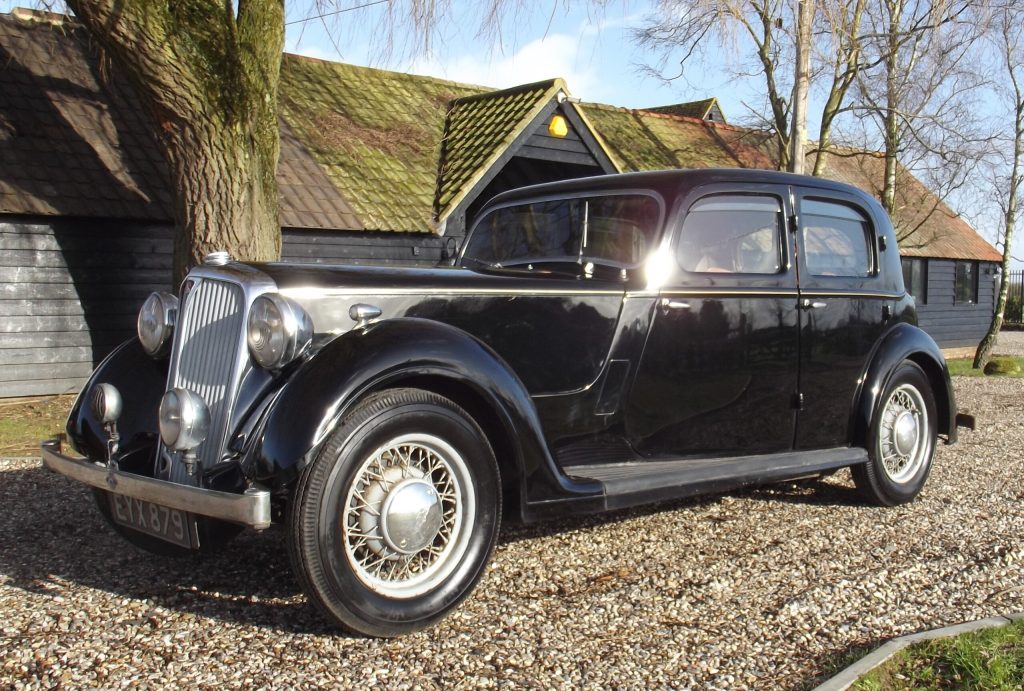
[288,388,501,637]
[853,360,937,506]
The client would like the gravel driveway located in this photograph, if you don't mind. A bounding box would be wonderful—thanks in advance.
[2,375,1022,689]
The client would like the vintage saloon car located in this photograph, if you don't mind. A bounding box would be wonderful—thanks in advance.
[43,169,968,637]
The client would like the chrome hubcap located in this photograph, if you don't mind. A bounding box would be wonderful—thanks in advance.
[380,479,443,554]
[343,434,474,598]
[878,384,929,483]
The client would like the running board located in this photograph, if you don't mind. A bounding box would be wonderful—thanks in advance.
[564,447,868,512]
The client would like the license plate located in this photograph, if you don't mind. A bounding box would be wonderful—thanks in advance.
[109,494,198,549]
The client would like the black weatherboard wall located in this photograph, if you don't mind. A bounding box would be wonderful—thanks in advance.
[0,217,446,398]
[914,259,998,348]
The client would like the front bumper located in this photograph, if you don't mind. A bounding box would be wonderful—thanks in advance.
[41,438,272,529]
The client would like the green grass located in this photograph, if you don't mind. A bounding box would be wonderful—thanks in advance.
[853,620,1024,690]
[0,395,75,456]
[947,356,1024,378]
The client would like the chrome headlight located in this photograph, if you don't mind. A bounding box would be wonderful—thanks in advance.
[137,291,179,357]
[247,294,313,369]
[159,388,210,451]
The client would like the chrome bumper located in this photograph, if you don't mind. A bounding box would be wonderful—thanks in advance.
[41,438,272,529]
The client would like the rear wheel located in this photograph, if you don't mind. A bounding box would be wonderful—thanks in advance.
[288,388,500,637]
[853,361,937,506]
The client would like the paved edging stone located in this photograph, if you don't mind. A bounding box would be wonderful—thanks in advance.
[814,613,1024,690]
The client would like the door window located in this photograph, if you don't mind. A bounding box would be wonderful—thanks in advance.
[801,199,873,277]
[677,195,783,274]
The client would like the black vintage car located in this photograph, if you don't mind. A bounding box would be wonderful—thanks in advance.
[43,169,970,636]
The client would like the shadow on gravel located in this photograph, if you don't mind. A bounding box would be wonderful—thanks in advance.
[2,462,865,634]
[0,464,346,637]
[498,475,865,545]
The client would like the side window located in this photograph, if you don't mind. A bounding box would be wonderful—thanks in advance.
[462,199,582,266]
[677,194,783,274]
[584,195,661,267]
[463,194,661,269]
[954,260,978,304]
[902,257,928,304]
[801,199,873,277]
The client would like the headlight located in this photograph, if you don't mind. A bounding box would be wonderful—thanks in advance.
[247,294,313,369]
[159,388,210,451]
[137,291,179,357]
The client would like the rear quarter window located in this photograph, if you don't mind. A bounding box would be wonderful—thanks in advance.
[801,199,873,278]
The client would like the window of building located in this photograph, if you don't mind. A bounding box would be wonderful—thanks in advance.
[954,260,978,304]
[901,258,928,304]
[677,194,783,274]
[800,199,873,277]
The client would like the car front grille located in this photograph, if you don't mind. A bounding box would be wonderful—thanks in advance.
[163,278,246,485]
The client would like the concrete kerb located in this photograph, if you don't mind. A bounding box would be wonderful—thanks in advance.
[814,614,1021,691]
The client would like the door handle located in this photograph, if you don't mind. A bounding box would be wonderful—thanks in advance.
[801,299,827,310]
[660,298,691,311]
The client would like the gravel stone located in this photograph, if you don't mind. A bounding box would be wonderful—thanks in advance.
[2,371,1022,689]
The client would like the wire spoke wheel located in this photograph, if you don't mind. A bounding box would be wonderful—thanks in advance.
[878,384,928,483]
[343,434,475,598]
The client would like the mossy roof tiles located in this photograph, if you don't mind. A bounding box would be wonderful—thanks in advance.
[279,55,485,233]
[435,79,565,219]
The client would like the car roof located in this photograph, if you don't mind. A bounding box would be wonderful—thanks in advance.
[483,168,876,210]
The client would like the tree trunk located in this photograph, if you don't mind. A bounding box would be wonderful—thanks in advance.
[974,104,1023,368]
[790,0,814,174]
[881,0,901,215]
[65,0,285,286]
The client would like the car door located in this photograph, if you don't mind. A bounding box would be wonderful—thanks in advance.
[626,184,800,458]
[793,189,893,449]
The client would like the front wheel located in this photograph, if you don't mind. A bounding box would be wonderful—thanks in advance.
[853,360,937,506]
[288,388,501,637]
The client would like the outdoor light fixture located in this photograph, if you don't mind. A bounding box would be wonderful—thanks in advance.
[548,114,569,138]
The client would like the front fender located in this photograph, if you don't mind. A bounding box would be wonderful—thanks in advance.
[66,338,167,471]
[250,318,603,512]
[852,322,956,448]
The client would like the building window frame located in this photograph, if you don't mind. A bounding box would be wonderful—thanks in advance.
[901,257,928,305]
[954,260,979,305]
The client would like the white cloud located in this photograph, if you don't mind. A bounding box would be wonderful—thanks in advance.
[408,33,599,99]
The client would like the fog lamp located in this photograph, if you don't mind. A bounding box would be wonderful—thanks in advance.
[158,388,210,452]
[90,383,123,424]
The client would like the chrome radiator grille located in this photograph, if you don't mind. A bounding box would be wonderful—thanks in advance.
[164,278,246,485]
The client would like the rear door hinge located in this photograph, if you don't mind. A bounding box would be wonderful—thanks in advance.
[791,392,805,410]
[788,214,799,234]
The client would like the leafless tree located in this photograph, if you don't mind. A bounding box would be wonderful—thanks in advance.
[850,0,985,233]
[635,0,798,171]
[974,2,1023,368]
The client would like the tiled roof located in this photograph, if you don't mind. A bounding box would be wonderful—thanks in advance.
[434,80,564,218]
[0,10,999,261]
[0,12,371,231]
[578,105,998,262]
[642,98,721,122]
[279,55,484,232]
[0,13,172,220]
[580,104,775,171]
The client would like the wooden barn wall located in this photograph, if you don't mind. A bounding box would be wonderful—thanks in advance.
[0,217,446,398]
[915,259,998,348]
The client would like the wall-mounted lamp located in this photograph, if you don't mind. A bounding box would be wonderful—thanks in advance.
[548,114,569,138]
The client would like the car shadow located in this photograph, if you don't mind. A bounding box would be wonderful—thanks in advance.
[0,464,341,637]
[3,463,866,634]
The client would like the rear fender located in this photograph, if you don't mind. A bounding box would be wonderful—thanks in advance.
[250,318,602,516]
[852,323,956,448]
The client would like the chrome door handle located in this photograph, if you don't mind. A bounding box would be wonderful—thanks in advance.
[660,298,691,311]
[801,299,827,310]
